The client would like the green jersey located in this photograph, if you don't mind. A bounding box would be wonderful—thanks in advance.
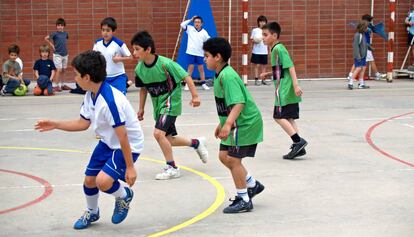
[214,64,263,146]
[135,55,188,120]
[270,43,302,106]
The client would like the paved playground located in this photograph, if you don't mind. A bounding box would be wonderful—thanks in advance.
[0,79,413,237]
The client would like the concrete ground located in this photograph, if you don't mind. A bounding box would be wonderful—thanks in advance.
[0,79,413,237]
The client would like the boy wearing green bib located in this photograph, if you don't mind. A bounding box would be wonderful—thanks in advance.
[131,31,208,180]
[203,37,265,214]
[260,22,308,160]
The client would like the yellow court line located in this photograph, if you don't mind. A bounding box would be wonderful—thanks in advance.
[0,146,225,237]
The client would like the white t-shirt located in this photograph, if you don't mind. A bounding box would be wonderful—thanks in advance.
[80,82,144,154]
[251,28,268,55]
[93,36,131,77]
[181,20,210,57]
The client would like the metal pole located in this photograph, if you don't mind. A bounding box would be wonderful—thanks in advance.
[242,0,248,84]
[172,0,191,60]
[228,0,232,64]
[387,0,396,82]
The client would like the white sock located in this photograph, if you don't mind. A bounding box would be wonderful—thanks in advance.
[85,193,99,213]
[348,72,353,77]
[111,182,127,199]
[348,76,353,85]
[246,173,256,188]
[58,82,62,87]
[359,77,364,85]
[237,188,249,202]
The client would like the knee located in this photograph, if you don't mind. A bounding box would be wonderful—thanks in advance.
[153,129,164,141]
[84,176,96,188]
[95,175,112,191]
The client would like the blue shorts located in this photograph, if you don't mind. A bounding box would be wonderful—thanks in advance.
[354,58,367,67]
[187,55,204,65]
[106,74,128,94]
[85,141,139,182]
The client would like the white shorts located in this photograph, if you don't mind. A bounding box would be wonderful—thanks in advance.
[366,50,374,62]
[53,54,68,69]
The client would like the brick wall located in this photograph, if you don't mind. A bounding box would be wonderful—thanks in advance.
[0,0,412,80]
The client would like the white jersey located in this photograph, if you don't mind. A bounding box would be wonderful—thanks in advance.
[80,82,144,154]
[93,36,131,77]
[181,20,210,57]
[251,28,268,55]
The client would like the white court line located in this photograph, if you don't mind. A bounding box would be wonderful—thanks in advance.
[0,117,41,121]
[403,124,414,128]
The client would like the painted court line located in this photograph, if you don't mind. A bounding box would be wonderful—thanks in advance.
[0,146,225,236]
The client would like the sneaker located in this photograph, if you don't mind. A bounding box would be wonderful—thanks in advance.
[347,84,353,90]
[195,137,208,163]
[358,84,370,89]
[112,187,134,224]
[0,89,5,96]
[61,84,73,90]
[283,138,308,159]
[184,84,189,91]
[223,196,253,214]
[247,181,265,199]
[255,80,261,86]
[261,80,270,85]
[283,148,306,159]
[375,73,386,80]
[201,83,210,90]
[73,209,100,229]
[155,165,180,180]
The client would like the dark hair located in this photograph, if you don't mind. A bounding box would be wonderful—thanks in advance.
[101,17,117,31]
[257,15,268,27]
[130,31,156,54]
[194,16,203,23]
[202,37,232,62]
[56,18,66,26]
[8,44,20,55]
[71,50,107,83]
[262,22,281,39]
[361,14,373,22]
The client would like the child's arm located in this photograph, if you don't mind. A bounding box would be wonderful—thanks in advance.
[114,125,137,186]
[180,17,194,30]
[289,67,303,96]
[44,35,55,51]
[137,87,147,121]
[35,117,90,132]
[50,69,56,81]
[259,71,273,80]
[112,54,133,63]
[218,104,244,139]
[183,76,200,107]
[34,70,39,80]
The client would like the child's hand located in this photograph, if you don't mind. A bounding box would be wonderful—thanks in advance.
[137,110,144,121]
[218,124,231,140]
[214,124,221,138]
[112,55,123,63]
[125,166,137,187]
[35,120,57,132]
[190,95,200,107]
[294,85,303,96]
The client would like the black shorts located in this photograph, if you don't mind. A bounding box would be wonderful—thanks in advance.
[250,54,268,65]
[155,115,177,136]
[409,33,414,46]
[219,144,257,158]
[273,103,300,119]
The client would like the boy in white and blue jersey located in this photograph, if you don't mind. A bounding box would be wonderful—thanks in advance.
[35,50,144,230]
[93,17,132,94]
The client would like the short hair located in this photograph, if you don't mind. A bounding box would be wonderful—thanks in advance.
[39,45,50,54]
[71,50,107,83]
[262,22,281,39]
[202,37,232,62]
[130,31,156,54]
[257,15,268,27]
[361,14,373,22]
[8,44,20,55]
[56,18,66,26]
[101,17,117,31]
[356,20,368,33]
[194,16,203,23]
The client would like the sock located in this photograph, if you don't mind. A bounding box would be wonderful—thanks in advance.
[348,75,353,85]
[348,72,353,77]
[167,160,177,169]
[359,77,364,86]
[291,133,301,143]
[201,81,206,85]
[103,180,127,199]
[190,139,200,149]
[58,82,62,88]
[83,185,99,213]
[255,77,258,81]
[246,173,256,188]
[237,188,249,202]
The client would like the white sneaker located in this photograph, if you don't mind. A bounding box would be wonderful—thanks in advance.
[195,137,208,163]
[155,165,180,180]
[201,84,210,90]
[184,84,189,91]
[375,73,386,80]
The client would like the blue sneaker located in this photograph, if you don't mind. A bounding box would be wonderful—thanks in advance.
[112,187,134,224]
[73,209,100,230]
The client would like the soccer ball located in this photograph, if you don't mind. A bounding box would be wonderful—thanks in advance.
[33,85,43,96]
[253,33,263,44]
